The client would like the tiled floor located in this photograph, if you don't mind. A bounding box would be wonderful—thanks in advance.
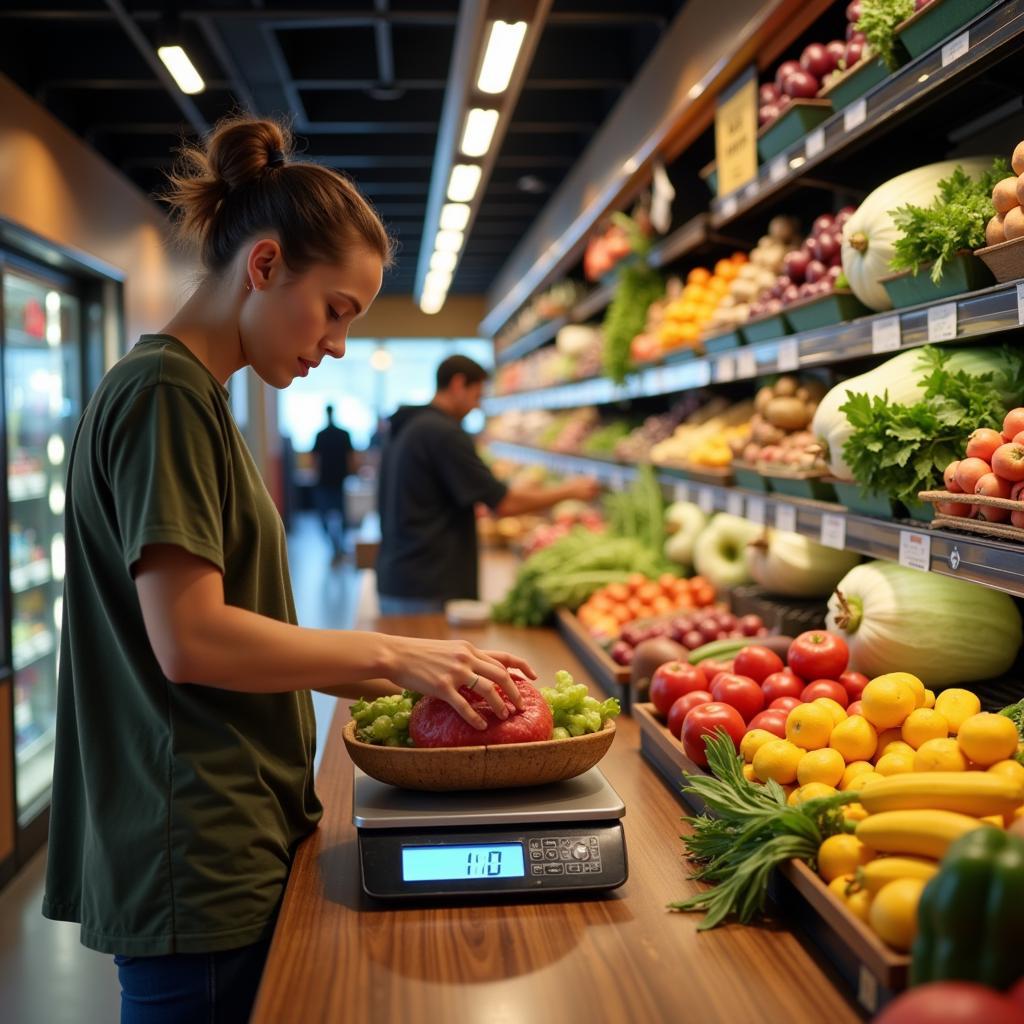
[0,513,363,1023]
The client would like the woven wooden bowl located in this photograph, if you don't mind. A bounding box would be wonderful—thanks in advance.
[342,718,616,791]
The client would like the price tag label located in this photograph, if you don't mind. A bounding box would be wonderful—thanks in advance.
[844,98,867,132]
[743,181,759,204]
[694,361,713,388]
[941,31,969,67]
[698,487,715,514]
[1018,281,1024,326]
[871,315,901,354]
[775,503,797,534]
[769,156,788,184]
[727,491,744,517]
[746,496,766,525]
[820,513,847,550]
[898,530,932,572]
[715,354,736,383]
[777,338,799,371]
[805,128,825,159]
[927,302,958,342]
[737,349,758,378]
[721,194,739,219]
[674,482,690,504]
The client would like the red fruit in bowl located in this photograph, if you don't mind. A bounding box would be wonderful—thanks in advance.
[991,443,1024,482]
[1003,407,1024,439]
[775,60,802,89]
[762,669,805,704]
[966,427,1005,462]
[955,456,991,493]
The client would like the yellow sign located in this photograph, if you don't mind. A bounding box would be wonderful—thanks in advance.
[714,67,759,197]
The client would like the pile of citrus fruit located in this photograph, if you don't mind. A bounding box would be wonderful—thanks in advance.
[657,257,747,353]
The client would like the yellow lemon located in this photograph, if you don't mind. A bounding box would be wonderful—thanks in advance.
[879,740,916,761]
[957,713,1020,767]
[788,782,837,806]
[830,716,878,763]
[753,739,803,784]
[741,762,758,782]
[843,801,869,822]
[797,747,846,787]
[813,697,848,726]
[934,689,982,734]
[914,737,968,772]
[869,878,926,952]
[874,728,904,759]
[923,689,936,709]
[842,770,885,792]
[740,728,779,764]
[988,759,1024,784]
[901,708,950,750]
[827,873,856,898]
[840,761,874,790]
[874,751,916,776]
[846,887,872,923]
[862,677,917,730]
[818,834,874,883]
[786,703,833,750]
[871,672,926,708]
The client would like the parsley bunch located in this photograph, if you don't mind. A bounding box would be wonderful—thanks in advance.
[840,346,1024,506]
[890,159,1010,284]
[857,0,914,71]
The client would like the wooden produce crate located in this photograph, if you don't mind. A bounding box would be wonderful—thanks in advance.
[633,702,910,1014]
[555,607,632,709]
[918,489,1024,543]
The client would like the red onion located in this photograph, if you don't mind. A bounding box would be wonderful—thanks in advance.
[805,259,827,285]
[846,0,863,24]
[813,230,840,264]
[782,68,820,99]
[826,40,847,66]
[800,43,836,79]
[811,213,835,236]
[759,82,782,105]
[845,38,865,66]
[783,250,810,283]
[774,60,802,89]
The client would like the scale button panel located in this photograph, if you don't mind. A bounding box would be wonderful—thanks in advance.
[527,835,602,869]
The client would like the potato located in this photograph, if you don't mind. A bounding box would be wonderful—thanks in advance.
[1013,140,1024,177]
[1005,206,1024,241]
[992,177,1020,215]
[1018,173,1024,210]
[754,386,774,413]
[773,375,799,397]
[986,213,1006,247]
[764,396,812,432]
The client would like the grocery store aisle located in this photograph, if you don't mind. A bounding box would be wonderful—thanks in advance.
[0,512,363,1023]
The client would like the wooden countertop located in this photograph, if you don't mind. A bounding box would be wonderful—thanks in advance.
[252,618,863,1024]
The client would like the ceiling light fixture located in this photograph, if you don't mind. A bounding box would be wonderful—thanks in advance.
[419,289,446,315]
[425,269,453,293]
[369,347,393,372]
[439,202,471,231]
[157,45,206,95]
[477,20,528,94]
[447,164,482,202]
[430,250,458,273]
[460,108,500,157]
[434,229,464,253]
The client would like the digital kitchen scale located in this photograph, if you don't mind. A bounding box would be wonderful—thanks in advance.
[354,766,628,900]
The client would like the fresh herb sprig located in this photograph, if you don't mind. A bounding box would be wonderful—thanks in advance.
[839,346,1024,506]
[856,0,914,71]
[890,159,1011,284]
[668,732,855,929]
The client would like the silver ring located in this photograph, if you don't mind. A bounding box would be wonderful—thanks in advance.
[468,675,480,691]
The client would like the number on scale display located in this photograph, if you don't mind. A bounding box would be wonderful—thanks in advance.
[401,843,526,882]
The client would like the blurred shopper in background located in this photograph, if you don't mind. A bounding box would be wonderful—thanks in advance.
[312,403,355,564]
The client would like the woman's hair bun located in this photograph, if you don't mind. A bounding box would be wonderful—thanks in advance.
[207,117,291,189]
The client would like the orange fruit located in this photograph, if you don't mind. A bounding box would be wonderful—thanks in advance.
[957,713,1019,767]
[901,708,949,750]
[786,703,833,751]
[861,677,916,730]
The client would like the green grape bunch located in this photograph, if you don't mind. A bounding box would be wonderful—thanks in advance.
[541,670,621,739]
[350,691,423,746]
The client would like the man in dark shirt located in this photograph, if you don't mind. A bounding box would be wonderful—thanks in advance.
[312,404,355,565]
[376,355,598,614]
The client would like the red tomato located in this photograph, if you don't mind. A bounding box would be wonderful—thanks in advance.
[650,661,708,717]
[667,690,714,739]
[710,673,765,723]
[787,631,849,681]
[839,670,870,700]
[698,657,734,687]
[761,669,805,704]
[769,695,802,712]
[847,700,863,717]
[747,708,788,739]
[732,645,785,684]
[800,679,849,707]
[682,702,746,767]
[875,982,1024,1024]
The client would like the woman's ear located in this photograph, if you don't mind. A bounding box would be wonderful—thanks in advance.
[246,238,282,291]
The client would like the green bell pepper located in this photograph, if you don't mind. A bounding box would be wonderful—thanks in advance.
[911,826,1024,989]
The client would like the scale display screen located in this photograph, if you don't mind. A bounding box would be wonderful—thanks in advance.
[401,843,525,882]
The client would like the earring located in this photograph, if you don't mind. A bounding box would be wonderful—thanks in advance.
[244,279,253,294]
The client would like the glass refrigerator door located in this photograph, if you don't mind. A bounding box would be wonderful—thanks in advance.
[4,268,81,825]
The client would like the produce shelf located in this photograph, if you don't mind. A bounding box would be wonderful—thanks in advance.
[482,280,1024,415]
[10,559,51,595]
[554,608,632,710]
[633,702,910,1014]
[487,441,1024,602]
[709,0,1021,227]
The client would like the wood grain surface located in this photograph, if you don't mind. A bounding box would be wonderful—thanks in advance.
[252,617,864,1024]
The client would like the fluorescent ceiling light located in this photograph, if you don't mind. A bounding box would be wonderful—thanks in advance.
[434,229,464,253]
[461,108,500,158]
[430,250,458,273]
[425,269,453,292]
[477,20,527,94]
[439,203,471,231]
[447,164,482,202]
[157,45,206,95]
[369,347,393,372]
[420,290,446,315]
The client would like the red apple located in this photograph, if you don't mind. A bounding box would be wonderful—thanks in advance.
[805,259,828,285]
[955,457,991,493]
[976,472,1012,499]
[845,38,865,65]
[784,250,810,284]
[825,40,847,66]
[759,82,782,105]
[966,427,1005,462]
[991,443,1024,482]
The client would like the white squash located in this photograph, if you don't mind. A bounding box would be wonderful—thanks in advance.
[825,561,1022,689]
[663,501,707,567]
[842,157,995,311]
[693,514,761,590]
[555,324,600,357]
[747,529,861,598]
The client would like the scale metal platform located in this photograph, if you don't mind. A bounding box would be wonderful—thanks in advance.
[354,766,628,900]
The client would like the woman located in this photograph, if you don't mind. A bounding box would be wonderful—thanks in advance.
[42,115,530,1023]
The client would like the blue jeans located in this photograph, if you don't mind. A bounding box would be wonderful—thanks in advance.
[114,934,272,1024]
[378,594,446,616]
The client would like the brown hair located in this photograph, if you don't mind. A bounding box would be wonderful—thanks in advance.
[164,116,394,275]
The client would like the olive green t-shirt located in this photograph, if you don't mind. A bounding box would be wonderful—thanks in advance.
[42,335,322,956]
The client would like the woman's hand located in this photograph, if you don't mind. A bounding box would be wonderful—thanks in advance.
[387,636,536,729]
